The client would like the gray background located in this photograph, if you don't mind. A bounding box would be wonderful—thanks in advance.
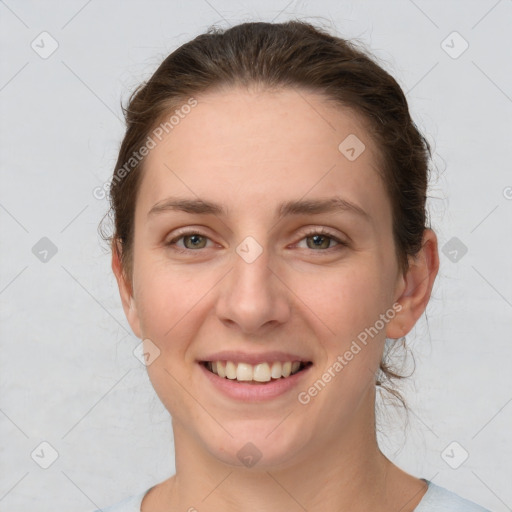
[1,1,511,511]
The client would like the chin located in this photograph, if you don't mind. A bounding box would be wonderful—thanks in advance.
[201,420,312,471]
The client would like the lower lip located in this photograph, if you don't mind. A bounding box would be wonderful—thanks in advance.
[198,363,312,402]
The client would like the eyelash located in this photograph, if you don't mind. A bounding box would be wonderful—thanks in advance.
[165,228,348,255]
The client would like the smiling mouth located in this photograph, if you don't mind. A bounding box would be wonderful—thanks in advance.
[201,360,313,383]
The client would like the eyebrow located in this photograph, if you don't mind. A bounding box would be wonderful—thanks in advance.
[148,196,371,222]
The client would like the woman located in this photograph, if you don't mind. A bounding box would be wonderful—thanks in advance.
[94,20,491,512]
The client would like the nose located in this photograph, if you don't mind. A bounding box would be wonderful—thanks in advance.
[215,243,291,335]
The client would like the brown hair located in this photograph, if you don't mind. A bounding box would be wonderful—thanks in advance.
[99,19,433,413]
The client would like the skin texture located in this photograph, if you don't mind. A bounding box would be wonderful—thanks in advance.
[112,86,439,512]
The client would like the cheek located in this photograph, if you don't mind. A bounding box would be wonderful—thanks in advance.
[294,260,391,339]
[291,260,392,393]
[133,258,205,340]
[135,264,205,415]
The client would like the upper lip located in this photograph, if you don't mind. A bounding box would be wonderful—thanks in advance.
[198,350,313,365]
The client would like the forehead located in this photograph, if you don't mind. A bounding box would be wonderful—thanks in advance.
[136,86,390,226]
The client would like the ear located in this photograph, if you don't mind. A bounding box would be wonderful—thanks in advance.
[111,239,142,339]
[386,229,439,339]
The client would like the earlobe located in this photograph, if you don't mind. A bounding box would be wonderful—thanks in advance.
[385,229,439,339]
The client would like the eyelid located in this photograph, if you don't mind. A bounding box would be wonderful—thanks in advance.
[292,227,348,253]
[165,226,349,253]
[165,227,217,251]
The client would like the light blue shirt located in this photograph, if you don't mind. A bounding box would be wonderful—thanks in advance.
[88,479,492,511]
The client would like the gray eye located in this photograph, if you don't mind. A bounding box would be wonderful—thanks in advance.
[306,234,333,250]
[183,234,208,249]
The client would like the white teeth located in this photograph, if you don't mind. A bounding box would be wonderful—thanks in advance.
[217,361,226,378]
[225,361,237,379]
[206,360,306,382]
[236,363,253,381]
[271,361,282,379]
[253,362,271,382]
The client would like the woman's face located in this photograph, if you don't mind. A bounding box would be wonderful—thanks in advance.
[116,86,410,468]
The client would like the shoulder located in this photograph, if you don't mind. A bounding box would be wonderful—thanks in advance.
[415,480,492,512]
[85,487,150,512]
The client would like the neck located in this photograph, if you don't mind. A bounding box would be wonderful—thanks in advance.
[150,384,422,512]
